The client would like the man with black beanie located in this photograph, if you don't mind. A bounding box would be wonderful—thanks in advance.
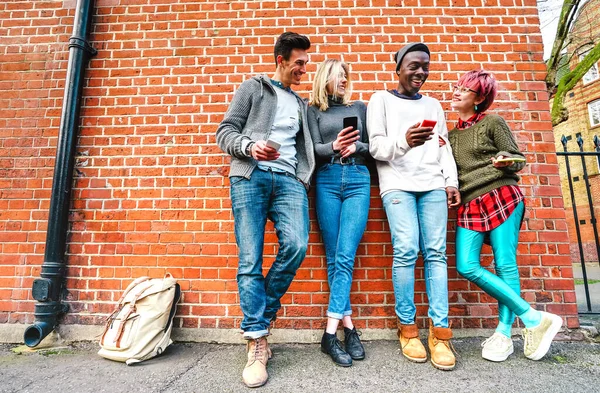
[367,43,460,371]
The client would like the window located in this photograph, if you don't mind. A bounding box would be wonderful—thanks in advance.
[589,99,600,127]
[580,52,599,85]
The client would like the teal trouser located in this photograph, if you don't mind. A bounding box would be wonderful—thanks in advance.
[456,202,528,326]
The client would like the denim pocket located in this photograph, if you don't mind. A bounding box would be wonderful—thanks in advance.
[229,176,246,186]
[355,165,370,177]
[317,164,331,172]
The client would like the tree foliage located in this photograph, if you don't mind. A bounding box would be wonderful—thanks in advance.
[545,0,600,125]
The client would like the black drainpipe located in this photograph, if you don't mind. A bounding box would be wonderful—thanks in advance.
[24,0,97,347]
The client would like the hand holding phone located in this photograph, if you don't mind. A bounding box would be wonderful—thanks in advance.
[252,140,280,161]
[333,126,360,152]
[406,122,435,148]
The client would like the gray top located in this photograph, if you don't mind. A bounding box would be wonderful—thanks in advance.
[216,75,315,188]
[307,99,370,167]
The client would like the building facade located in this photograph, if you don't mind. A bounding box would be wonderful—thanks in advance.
[552,0,600,265]
[0,0,578,341]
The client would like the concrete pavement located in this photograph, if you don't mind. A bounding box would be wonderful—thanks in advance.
[1,335,599,393]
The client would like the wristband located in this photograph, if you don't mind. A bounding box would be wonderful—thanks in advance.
[245,141,255,157]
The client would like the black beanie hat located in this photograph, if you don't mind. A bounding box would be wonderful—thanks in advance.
[394,43,430,72]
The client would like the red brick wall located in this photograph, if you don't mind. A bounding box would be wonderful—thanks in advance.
[0,0,579,332]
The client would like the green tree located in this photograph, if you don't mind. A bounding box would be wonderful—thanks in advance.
[544,0,600,125]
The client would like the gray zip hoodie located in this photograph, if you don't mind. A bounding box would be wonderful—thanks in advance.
[216,75,315,188]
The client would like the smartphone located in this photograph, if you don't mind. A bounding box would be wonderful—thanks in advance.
[266,139,281,151]
[420,119,437,128]
[494,156,526,163]
[343,116,358,131]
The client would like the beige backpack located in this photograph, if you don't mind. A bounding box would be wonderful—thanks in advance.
[98,275,181,365]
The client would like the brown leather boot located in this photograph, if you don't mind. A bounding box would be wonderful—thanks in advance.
[397,322,427,363]
[242,337,271,388]
[428,320,456,371]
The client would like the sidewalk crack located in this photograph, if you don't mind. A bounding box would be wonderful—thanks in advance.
[158,345,210,392]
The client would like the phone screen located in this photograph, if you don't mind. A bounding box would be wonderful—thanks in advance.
[343,116,358,131]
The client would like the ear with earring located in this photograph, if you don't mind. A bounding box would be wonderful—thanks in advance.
[474,104,478,112]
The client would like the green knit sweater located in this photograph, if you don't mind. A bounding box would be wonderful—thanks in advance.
[448,114,526,204]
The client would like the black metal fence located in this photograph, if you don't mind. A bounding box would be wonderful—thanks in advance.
[557,134,600,314]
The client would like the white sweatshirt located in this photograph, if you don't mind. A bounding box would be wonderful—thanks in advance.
[367,91,458,196]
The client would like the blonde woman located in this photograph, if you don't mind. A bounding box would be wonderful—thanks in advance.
[307,59,371,367]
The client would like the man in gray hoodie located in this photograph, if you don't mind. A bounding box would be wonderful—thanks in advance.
[216,32,314,388]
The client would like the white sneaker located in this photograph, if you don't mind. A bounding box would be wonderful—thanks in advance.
[481,332,514,362]
[522,311,563,361]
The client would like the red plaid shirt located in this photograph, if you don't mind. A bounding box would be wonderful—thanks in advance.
[456,112,486,129]
[457,185,524,232]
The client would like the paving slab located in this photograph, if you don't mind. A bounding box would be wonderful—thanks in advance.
[0,338,598,393]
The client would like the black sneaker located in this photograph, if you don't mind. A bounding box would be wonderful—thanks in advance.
[344,327,365,360]
[321,332,352,367]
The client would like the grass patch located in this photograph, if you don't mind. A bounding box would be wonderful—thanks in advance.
[553,354,568,364]
[39,349,75,357]
[574,279,600,285]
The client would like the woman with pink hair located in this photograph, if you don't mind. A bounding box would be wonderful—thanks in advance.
[448,69,562,363]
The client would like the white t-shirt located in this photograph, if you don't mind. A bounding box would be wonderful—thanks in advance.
[367,91,458,196]
[258,86,299,175]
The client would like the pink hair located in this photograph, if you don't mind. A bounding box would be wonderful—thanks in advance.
[457,69,498,113]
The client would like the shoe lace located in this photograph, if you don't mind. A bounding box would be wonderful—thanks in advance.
[447,339,459,358]
[347,328,362,340]
[250,338,267,363]
[481,333,501,348]
[334,337,345,351]
[433,336,459,359]
[522,329,533,351]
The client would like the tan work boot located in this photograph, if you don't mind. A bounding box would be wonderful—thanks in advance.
[397,322,427,363]
[428,321,456,371]
[242,337,271,388]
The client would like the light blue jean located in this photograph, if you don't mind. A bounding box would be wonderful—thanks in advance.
[456,202,529,326]
[315,163,371,319]
[382,189,449,327]
[230,168,309,339]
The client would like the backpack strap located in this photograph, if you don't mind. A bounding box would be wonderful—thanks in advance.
[128,280,156,308]
[164,283,181,332]
[111,281,155,349]
[100,277,151,347]
[114,305,136,348]
[117,277,151,306]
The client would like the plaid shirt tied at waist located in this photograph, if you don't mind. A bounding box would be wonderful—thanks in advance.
[457,185,524,232]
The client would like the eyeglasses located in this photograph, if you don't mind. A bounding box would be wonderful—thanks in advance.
[453,85,478,94]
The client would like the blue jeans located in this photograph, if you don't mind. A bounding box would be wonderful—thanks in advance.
[382,189,449,327]
[230,168,309,339]
[456,202,529,323]
[315,164,370,319]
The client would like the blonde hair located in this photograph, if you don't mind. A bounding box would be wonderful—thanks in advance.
[310,59,352,111]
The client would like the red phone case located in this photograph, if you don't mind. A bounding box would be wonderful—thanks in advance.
[420,119,437,128]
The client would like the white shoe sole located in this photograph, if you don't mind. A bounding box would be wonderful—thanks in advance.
[431,358,455,371]
[526,313,563,361]
[482,345,514,362]
[402,352,428,363]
